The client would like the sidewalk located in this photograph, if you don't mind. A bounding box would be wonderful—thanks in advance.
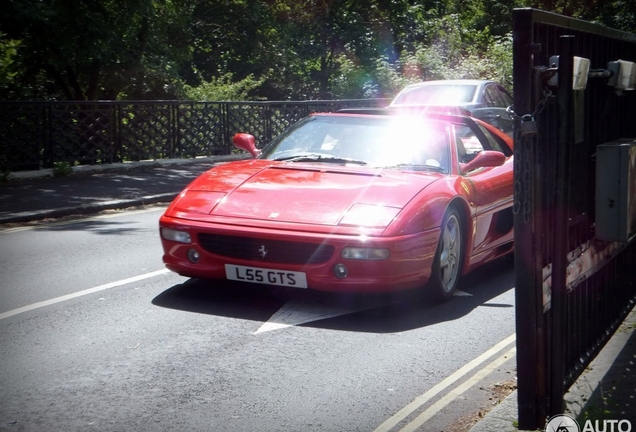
[469,306,635,432]
[1,157,634,432]
[0,155,248,224]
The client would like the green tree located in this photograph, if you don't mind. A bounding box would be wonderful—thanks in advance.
[186,1,271,86]
[182,73,264,101]
[0,0,193,100]
[526,0,636,32]
[1,0,634,101]
[0,33,21,98]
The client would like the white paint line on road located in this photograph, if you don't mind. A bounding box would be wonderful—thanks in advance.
[453,289,472,296]
[0,269,171,320]
[255,293,398,334]
[256,289,474,334]
[373,333,516,432]
[399,347,516,432]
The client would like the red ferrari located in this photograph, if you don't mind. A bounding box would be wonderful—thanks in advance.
[159,109,514,301]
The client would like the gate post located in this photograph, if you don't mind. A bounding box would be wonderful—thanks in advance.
[548,34,575,417]
[513,8,546,429]
[513,7,636,430]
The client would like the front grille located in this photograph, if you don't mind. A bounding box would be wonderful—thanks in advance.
[198,233,335,265]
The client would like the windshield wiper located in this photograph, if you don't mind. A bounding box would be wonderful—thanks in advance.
[386,163,446,172]
[275,154,367,165]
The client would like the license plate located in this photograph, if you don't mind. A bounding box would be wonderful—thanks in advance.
[225,264,308,289]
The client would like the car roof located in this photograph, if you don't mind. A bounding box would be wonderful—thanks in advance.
[332,107,482,127]
[398,79,496,90]
[388,79,502,108]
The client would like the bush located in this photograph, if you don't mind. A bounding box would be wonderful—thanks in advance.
[182,73,264,101]
[52,161,73,178]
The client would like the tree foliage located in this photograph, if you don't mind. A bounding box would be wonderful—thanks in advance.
[0,0,634,101]
[1,0,193,100]
[0,33,21,97]
[182,73,265,101]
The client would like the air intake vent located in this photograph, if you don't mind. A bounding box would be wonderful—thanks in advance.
[198,234,335,264]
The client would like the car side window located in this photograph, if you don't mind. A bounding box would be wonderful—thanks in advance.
[454,125,484,164]
[477,124,512,156]
[484,85,506,107]
[497,86,513,108]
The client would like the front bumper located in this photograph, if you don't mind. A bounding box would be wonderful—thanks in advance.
[159,216,440,293]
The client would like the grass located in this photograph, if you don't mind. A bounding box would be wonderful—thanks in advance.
[52,161,73,178]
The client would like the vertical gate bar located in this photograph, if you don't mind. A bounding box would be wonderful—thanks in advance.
[109,103,115,163]
[116,104,123,162]
[549,34,575,417]
[265,104,272,143]
[513,8,543,430]
[173,103,180,158]
[44,104,53,168]
[222,102,230,154]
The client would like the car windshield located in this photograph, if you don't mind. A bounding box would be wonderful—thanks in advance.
[260,115,451,173]
[392,84,477,106]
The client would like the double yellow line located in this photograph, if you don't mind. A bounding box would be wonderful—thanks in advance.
[374,333,517,432]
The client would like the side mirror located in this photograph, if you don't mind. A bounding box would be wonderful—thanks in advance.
[460,150,506,174]
[233,133,261,158]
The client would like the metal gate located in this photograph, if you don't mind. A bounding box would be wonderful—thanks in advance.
[512,8,636,429]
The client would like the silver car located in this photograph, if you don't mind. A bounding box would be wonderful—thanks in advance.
[389,79,514,135]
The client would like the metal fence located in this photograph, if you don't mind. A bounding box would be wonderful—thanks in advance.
[512,8,636,429]
[0,99,389,171]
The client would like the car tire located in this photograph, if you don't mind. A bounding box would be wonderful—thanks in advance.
[427,208,463,302]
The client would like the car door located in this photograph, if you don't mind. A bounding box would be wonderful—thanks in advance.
[472,83,514,136]
[453,123,514,258]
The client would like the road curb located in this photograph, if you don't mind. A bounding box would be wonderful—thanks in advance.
[0,192,178,224]
[6,154,250,181]
[0,154,252,225]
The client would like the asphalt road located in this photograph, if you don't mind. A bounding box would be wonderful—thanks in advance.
[0,206,517,432]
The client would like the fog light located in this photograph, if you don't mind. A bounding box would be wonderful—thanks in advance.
[187,248,200,263]
[333,263,348,279]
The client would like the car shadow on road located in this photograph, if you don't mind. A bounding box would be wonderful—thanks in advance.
[151,277,300,322]
[151,257,515,333]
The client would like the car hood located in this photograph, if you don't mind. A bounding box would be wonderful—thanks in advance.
[170,160,440,226]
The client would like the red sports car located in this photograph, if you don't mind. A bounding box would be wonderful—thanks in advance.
[159,109,514,301]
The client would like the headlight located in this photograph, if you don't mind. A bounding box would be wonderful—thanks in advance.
[161,228,192,244]
[339,204,401,227]
[341,247,390,260]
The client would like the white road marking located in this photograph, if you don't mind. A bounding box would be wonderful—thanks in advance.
[373,333,516,432]
[255,293,397,334]
[0,269,171,320]
[256,288,475,334]
[399,347,516,432]
[453,289,472,296]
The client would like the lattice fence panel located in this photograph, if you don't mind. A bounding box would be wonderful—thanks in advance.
[177,103,226,157]
[119,104,173,161]
[268,105,307,139]
[0,104,44,170]
[50,105,115,165]
[1,99,389,170]
[226,104,269,148]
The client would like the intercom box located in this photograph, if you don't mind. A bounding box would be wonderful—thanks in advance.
[595,139,636,243]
